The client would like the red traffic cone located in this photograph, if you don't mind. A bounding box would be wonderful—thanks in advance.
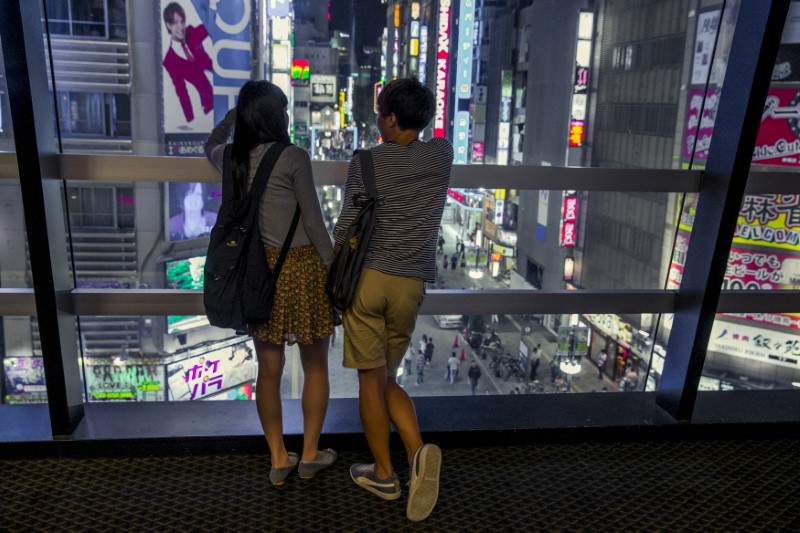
[453,335,459,348]
[460,348,465,361]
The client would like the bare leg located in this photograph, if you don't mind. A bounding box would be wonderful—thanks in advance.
[298,336,331,462]
[385,378,423,466]
[357,366,393,478]
[254,338,290,467]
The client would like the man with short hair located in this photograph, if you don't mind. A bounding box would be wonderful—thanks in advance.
[334,78,452,522]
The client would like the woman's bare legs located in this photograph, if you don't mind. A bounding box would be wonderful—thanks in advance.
[297,336,331,462]
[253,338,290,467]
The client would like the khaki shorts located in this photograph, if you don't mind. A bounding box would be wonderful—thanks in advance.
[342,268,424,374]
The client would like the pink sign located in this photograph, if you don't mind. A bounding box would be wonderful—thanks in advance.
[563,196,578,222]
[752,88,800,166]
[684,87,800,168]
[683,88,718,161]
[561,221,576,247]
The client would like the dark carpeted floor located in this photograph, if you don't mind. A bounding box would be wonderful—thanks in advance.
[1,438,798,532]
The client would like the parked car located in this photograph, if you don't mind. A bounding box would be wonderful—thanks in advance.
[433,315,463,329]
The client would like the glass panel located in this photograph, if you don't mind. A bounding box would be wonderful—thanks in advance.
[59,180,682,292]
[0,40,44,406]
[688,5,800,391]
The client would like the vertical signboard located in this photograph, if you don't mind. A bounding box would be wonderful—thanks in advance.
[160,0,253,155]
[560,193,579,247]
[454,111,470,163]
[434,1,452,138]
[419,25,429,84]
[456,0,474,98]
[691,10,722,85]
[497,69,512,164]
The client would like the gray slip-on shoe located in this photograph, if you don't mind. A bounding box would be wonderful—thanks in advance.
[269,452,299,486]
[298,448,338,479]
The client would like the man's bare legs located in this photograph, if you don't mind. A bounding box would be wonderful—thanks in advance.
[384,378,424,466]
[358,366,424,478]
[298,336,331,462]
[253,339,289,467]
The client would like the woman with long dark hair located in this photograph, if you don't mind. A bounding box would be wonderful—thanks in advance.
[204,81,336,485]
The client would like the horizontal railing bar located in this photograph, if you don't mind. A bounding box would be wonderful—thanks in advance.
[0,153,701,191]
[0,289,37,315]
[744,169,800,194]
[5,289,675,316]
[0,155,797,193]
[717,290,800,313]
[3,289,797,317]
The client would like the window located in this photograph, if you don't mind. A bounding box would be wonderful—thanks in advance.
[44,0,127,40]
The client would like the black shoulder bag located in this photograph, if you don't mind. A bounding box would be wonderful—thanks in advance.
[204,142,301,333]
[326,149,379,313]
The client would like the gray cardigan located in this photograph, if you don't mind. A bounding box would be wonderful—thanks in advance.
[204,111,334,270]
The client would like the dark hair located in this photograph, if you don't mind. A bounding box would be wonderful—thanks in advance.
[163,2,185,28]
[231,81,290,198]
[171,182,208,214]
[377,77,436,131]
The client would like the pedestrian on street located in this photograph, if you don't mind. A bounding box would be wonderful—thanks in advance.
[595,349,608,380]
[424,338,434,365]
[468,360,481,395]
[403,347,414,376]
[625,364,639,391]
[450,254,457,270]
[437,234,445,254]
[399,346,414,386]
[444,351,454,381]
[529,351,540,381]
[442,254,449,270]
[419,335,428,359]
[416,349,426,385]
[447,352,460,384]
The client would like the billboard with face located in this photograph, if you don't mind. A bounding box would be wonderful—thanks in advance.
[160,0,254,155]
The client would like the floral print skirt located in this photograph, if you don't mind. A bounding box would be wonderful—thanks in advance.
[251,244,334,346]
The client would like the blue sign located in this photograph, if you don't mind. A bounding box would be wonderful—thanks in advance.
[455,0,474,99]
[190,0,254,124]
[454,111,470,164]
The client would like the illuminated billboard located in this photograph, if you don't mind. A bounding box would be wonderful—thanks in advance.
[167,182,221,242]
[160,0,254,155]
[85,359,166,402]
[166,255,209,333]
[455,0,474,99]
[167,339,257,400]
[292,59,310,81]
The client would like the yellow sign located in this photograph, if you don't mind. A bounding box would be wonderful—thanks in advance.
[734,194,800,251]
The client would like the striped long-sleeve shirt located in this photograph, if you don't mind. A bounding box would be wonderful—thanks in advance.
[332,138,453,282]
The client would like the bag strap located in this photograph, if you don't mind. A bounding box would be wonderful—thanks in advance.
[271,204,301,280]
[248,142,300,281]
[246,141,291,210]
[358,149,378,199]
